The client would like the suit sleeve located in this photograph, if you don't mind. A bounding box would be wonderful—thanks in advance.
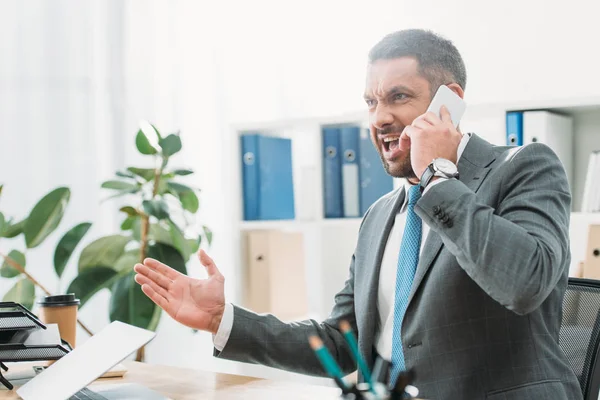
[415,143,571,315]
[211,210,375,376]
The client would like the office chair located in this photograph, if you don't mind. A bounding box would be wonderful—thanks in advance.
[560,278,600,400]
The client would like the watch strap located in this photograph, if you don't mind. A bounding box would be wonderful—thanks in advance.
[419,164,436,193]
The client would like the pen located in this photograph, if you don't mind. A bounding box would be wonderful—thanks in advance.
[340,320,376,394]
[309,335,350,393]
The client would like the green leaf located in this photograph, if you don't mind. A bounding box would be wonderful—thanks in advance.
[121,216,137,231]
[66,266,119,308]
[54,222,92,278]
[147,242,187,275]
[168,220,190,260]
[101,180,139,191]
[24,187,70,249]
[142,199,169,220]
[167,182,193,193]
[167,182,199,213]
[131,218,142,241]
[158,134,182,158]
[0,184,3,198]
[78,235,131,272]
[180,191,199,213]
[203,225,213,246]
[0,212,5,236]
[127,167,156,182]
[116,170,136,179]
[114,249,141,272]
[2,219,26,238]
[102,188,140,202]
[1,250,26,278]
[3,279,35,309]
[173,169,194,176]
[135,129,158,155]
[187,237,201,256]
[109,271,157,329]
[149,223,173,245]
[119,206,139,217]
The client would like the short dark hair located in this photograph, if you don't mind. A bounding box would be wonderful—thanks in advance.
[368,29,467,95]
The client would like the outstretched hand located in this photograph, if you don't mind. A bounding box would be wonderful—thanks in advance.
[134,250,226,334]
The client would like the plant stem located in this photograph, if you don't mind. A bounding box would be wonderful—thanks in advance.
[136,162,164,362]
[1,252,52,295]
[139,165,163,264]
[0,252,94,337]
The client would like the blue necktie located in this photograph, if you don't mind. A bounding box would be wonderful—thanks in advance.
[390,185,422,384]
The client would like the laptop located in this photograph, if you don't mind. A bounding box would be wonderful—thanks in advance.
[17,321,168,400]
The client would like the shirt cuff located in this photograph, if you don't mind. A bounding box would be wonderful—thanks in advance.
[423,177,449,194]
[212,303,234,351]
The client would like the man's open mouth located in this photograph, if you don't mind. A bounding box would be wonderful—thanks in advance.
[382,135,400,152]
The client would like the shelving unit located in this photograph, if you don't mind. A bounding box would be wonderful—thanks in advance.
[226,95,600,321]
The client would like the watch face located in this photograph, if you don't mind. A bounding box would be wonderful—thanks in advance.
[434,158,458,175]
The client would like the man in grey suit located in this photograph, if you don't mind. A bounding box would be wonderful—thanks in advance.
[133,29,582,399]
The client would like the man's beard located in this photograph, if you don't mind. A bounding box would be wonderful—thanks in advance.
[380,150,416,180]
[376,125,416,180]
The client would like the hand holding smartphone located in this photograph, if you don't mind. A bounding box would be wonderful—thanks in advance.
[426,85,466,127]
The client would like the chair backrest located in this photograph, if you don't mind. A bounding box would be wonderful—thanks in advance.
[560,278,600,400]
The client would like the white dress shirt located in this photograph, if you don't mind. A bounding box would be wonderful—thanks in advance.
[214,134,471,355]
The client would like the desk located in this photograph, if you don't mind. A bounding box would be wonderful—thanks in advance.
[0,361,343,399]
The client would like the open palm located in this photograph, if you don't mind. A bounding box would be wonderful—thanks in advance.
[133,250,226,334]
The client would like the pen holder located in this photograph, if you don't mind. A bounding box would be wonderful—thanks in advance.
[338,369,419,400]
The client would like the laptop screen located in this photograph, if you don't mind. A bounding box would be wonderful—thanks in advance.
[17,321,156,400]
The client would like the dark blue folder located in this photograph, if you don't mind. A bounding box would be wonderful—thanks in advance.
[241,133,295,221]
[322,127,343,218]
[359,129,393,215]
[506,111,523,146]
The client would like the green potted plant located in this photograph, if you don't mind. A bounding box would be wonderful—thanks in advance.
[0,184,94,336]
[65,122,212,361]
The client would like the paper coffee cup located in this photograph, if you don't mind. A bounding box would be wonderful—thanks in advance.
[37,294,80,348]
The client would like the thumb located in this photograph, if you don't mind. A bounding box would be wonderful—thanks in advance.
[440,105,452,124]
[198,249,222,278]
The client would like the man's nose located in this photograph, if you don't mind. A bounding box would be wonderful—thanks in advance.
[371,103,394,130]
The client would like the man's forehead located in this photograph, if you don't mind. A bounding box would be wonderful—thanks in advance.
[365,57,422,94]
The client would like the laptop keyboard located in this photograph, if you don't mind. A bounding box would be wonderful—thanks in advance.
[69,387,108,400]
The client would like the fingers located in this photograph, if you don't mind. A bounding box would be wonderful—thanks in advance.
[412,118,431,131]
[198,249,223,279]
[142,258,182,280]
[140,283,170,310]
[439,105,452,124]
[421,111,442,125]
[134,263,173,290]
[402,125,418,139]
[135,273,170,301]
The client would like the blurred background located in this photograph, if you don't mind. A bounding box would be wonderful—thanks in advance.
[1,0,600,387]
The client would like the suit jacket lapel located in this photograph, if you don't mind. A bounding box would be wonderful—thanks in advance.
[361,186,405,364]
[406,134,495,306]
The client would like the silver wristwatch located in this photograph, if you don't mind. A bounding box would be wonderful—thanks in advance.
[419,158,459,192]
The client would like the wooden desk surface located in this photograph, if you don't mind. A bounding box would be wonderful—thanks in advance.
[0,361,343,399]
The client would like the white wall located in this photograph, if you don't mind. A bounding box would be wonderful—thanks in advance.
[218,0,600,123]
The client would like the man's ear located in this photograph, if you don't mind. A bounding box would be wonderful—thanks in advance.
[446,83,465,99]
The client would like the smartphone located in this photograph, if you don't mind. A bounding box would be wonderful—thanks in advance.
[426,85,466,128]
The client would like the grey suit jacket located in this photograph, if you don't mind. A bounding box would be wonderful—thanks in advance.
[216,134,582,400]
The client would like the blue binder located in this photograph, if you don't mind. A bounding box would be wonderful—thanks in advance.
[241,133,295,221]
[359,128,393,215]
[506,111,523,146]
[340,126,361,218]
[322,127,343,218]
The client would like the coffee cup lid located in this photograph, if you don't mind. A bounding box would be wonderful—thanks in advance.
[37,293,80,307]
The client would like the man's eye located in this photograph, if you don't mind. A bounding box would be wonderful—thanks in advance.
[365,99,376,107]
[393,93,407,101]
